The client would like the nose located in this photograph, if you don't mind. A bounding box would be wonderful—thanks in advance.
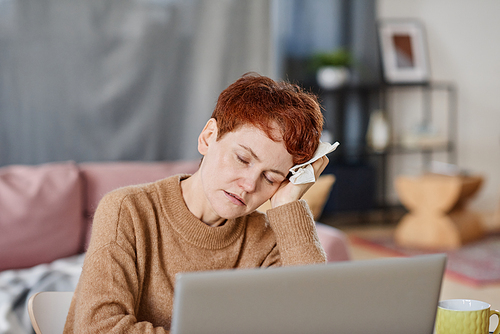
[238,169,259,193]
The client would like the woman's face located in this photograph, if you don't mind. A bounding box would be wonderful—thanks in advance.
[198,120,294,222]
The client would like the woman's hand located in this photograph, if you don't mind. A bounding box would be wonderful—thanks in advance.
[269,156,329,209]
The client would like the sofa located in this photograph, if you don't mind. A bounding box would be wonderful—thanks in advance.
[0,160,349,272]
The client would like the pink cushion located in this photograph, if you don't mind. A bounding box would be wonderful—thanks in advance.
[0,162,83,271]
[79,160,200,249]
[315,222,350,262]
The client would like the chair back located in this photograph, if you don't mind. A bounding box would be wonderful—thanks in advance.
[28,291,74,334]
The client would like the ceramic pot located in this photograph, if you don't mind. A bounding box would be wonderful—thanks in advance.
[316,66,350,89]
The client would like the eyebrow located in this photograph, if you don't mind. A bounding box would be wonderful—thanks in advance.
[239,144,287,178]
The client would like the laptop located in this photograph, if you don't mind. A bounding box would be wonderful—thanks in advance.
[171,254,446,334]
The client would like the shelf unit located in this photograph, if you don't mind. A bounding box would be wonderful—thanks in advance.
[379,81,457,166]
[318,81,457,213]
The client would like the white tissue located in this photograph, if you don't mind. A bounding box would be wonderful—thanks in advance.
[289,141,340,184]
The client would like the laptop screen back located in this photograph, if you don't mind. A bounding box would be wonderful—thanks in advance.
[171,254,446,334]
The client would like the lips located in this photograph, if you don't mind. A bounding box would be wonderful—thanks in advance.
[224,191,246,206]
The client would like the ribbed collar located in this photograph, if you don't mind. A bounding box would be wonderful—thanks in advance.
[156,175,246,250]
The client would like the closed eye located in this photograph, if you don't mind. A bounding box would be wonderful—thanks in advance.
[236,155,249,165]
[263,173,274,185]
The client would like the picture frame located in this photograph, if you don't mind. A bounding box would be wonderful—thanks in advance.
[378,20,430,84]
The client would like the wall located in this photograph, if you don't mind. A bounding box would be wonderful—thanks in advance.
[377,0,500,213]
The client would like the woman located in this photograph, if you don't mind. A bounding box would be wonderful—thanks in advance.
[64,73,330,333]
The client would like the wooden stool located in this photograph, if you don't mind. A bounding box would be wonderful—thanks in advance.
[394,174,484,250]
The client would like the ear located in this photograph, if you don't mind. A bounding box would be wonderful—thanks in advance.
[198,118,218,156]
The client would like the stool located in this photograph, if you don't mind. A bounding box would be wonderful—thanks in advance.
[394,174,484,250]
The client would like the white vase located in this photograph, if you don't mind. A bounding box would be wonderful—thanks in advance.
[316,66,350,89]
[366,110,390,152]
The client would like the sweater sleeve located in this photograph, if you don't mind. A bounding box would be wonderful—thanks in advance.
[63,191,170,334]
[264,199,327,266]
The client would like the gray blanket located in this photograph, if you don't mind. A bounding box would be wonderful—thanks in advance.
[0,254,85,334]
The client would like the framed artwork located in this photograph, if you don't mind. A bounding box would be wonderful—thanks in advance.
[378,20,430,84]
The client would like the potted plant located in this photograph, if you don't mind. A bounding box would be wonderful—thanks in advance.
[309,48,353,89]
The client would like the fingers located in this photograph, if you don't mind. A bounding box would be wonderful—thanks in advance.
[311,155,329,179]
[269,156,330,208]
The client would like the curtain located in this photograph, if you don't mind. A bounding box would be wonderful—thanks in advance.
[0,0,272,165]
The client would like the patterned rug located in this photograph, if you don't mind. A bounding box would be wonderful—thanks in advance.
[350,232,500,286]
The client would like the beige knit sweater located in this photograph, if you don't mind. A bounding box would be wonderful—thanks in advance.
[64,175,326,333]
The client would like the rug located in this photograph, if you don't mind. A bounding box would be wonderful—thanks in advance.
[350,232,500,287]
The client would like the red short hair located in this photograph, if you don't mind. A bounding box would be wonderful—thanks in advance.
[212,73,324,165]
